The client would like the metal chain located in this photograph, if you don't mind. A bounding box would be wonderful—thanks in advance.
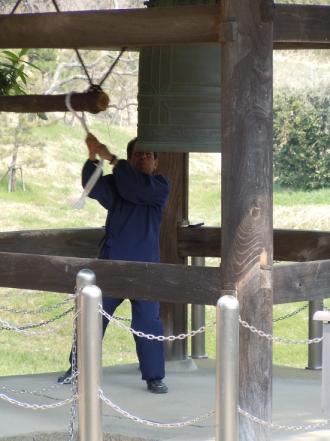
[100,306,206,341]
[0,392,76,410]
[0,307,74,332]
[0,315,77,336]
[273,305,308,323]
[239,316,323,345]
[0,298,72,315]
[239,407,330,432]
[99,389,214,428]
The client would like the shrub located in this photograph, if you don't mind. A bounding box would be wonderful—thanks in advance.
[273,90,330,190]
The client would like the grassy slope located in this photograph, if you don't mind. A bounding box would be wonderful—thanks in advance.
[0,118,330,375]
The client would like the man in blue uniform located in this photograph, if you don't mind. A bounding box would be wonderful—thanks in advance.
[58,133,170,394]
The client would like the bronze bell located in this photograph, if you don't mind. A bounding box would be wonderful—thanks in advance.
[136,0,221,153]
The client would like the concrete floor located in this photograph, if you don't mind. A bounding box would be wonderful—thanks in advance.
[0,360,329,441]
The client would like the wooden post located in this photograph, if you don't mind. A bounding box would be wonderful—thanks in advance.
[158,152,189,361]
[221,1,273,440]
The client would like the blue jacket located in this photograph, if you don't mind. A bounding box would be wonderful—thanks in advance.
[82,159,170,263]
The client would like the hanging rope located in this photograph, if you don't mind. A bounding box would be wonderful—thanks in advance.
[50,0,94,86]
[50,0,126,90]
[65,92,104,209]
[98,48,127,88]
[10,0,23,14]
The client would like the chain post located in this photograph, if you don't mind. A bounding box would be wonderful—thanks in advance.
[216,293,239,441]
[307,299,323,370]
[314,310,330,418]
[191,256,207,359]
[77,284,103,441]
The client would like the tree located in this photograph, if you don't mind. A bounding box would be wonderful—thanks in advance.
[0,49,44,191]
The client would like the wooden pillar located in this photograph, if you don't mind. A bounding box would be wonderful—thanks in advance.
[221,1,273,440]
[158,152,189,361]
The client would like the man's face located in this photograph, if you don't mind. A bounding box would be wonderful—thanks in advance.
[129,150,158,175]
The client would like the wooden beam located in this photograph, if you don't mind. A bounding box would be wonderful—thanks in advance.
[0,251,220,305]
[1,226,329,262]
[0,4,329,50]
[274,4,330,49]
[0,228,103,258]
[0,5,222,50]
[0,91,109,114]
[177,227,330,261]
[274,259,330,304]
[221,0,273,439]
[0,250,329,305]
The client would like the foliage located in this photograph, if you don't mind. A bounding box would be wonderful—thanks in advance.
[0,49,40,96]
[273,90,330,190]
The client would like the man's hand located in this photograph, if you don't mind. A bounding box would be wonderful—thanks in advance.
[85,133,115,163]
[85,133,99,161]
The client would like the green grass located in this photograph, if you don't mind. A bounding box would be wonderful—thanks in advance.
[0,122,329,376]
[273,184,330,206]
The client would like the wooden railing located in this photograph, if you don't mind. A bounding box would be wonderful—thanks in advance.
[0,227,329,305]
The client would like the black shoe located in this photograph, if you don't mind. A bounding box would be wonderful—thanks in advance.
[57,368,73,384]
[146,379,168,394]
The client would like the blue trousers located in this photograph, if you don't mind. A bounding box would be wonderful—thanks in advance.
[70,297,165,381]
[102,297,165,381]
[103,297,165,380]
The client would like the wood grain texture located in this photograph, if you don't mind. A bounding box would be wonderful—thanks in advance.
[1,227,329,262]
[178,227,330,261]
[158,152,189,360]
[0,228,103,258]
[274,4,330,48]
[274,259,330,304]
[221,0,273,439]
[0,91,109,114]
[0,4,329,50]
[0,5,222,49]
[0,251,329,305]
[0,251,220,305]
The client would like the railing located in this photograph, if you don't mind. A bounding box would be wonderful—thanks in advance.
[1,268,330,440]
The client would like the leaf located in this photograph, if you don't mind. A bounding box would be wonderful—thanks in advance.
[2,50,19,62]
[22,60,42,72]
[19,48,29,57]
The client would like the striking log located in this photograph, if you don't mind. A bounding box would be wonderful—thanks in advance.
[177,227,330,261]
[221,0,273,440]
[0,5,223,50]
[0,90,109,114]
[0,251,220,305]
[273,4,330,49]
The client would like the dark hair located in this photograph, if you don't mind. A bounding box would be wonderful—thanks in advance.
[126,137,158,160]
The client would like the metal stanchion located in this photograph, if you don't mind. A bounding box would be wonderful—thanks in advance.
[76,268,96,291]
[216,294,239,441]
[191,256,207,359]
[313,310,330,417]
[307,299,323,370]
[77,283,103,441]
